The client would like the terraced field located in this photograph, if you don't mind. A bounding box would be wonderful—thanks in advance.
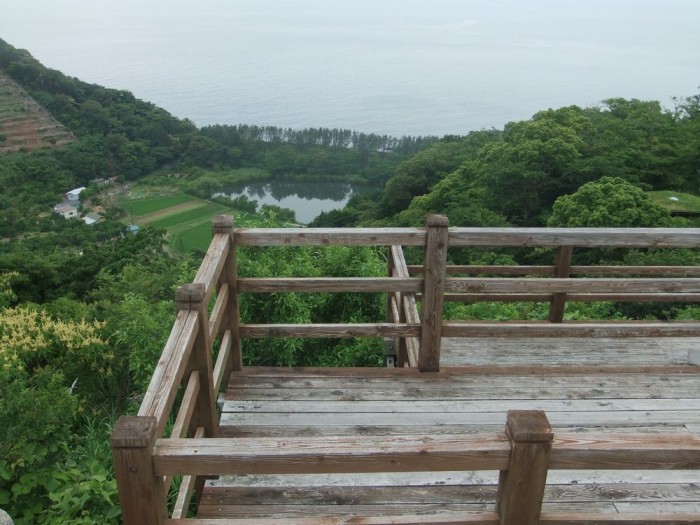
[0,70,76,153]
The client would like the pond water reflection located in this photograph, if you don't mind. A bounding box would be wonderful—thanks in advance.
[215,180,377,223]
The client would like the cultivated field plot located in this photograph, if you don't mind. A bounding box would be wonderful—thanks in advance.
[0,71,76,153]
[121,192,232,252]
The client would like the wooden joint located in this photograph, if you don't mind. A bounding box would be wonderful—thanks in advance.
[176,283,206,311]
[212,215,234,235]
[498,410,553,525]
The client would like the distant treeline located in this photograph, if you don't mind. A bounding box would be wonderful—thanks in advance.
[203,124,437,155]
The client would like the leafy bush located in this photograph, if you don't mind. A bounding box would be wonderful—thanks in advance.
[0,307,113,523]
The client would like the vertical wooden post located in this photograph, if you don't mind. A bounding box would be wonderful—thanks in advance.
[419,215,448,372]
[175,283,219,439]
[497,410,553,525]
[213,215,242,374]
[549,245,573,323]
[112,416,167,525]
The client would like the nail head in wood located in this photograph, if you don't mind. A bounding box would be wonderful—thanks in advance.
[505,410,553,443]
[212,215,234,235]
[175,283,206,310]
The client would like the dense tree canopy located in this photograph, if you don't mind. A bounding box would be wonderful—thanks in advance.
[547,176,675,227]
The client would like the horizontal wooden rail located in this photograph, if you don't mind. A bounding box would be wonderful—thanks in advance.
[409,265,700,277]
[236,227,700,248]
[237,277,422,293]
[240,323,421,339]
[147,511,690,525]
[439,293,700,303]
[235,227,426,246]
[550,432,700,469]
[153,434,512,476]
[441,321,700,338]
[443,277,700,294]
[447,228,700,247]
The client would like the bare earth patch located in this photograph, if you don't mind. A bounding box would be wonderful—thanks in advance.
[0,70,76,153]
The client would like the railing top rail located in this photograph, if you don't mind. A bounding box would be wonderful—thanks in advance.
[448,227,700,247]
[235,227,426,246]
[234,226,700,248]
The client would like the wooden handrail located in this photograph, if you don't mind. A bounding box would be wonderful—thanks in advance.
[113,217,700,524]
[115,411,700,525]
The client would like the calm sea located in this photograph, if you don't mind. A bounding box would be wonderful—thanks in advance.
[1,0,699,137]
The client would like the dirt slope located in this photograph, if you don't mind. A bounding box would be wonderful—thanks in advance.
[0,70,76,153]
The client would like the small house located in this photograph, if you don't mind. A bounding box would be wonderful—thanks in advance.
[82,212,104,226]
[54,203,79,219]
[66,187,86,201]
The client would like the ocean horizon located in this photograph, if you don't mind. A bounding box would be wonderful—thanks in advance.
[2,0,699,137]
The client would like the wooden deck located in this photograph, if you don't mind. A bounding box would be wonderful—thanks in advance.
[113,221,700,525]
[199,337,700,522]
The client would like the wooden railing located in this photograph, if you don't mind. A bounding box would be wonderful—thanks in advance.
[112,216,700,524]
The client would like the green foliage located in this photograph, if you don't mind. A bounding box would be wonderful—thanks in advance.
[0,306,114,522]
[239,245,386,367]
[548,176,674,227]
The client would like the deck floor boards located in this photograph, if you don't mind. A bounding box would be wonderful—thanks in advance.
[199,337,700,522]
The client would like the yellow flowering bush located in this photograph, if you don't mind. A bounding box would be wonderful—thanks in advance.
[0,307,111,404]
[0,307,114,523]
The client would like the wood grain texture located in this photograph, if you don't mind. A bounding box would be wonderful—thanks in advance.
[447,228,700,248]
[193,233,230,306]
[208,283,228,340]
[549,246,573,323]
[213,330,232,393]
[137,310,199,436]
[419,215,448,372]
[111,416,167,525]
[441,322,700,338]
[237,277,421,293]
[497,411,553,525]
[411,265,700,277]
[240,323,421,339]
[444,277,700,294]
[153,435,511,476]
[235,227,426,246]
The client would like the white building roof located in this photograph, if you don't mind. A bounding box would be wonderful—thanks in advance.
[66,187,86,197]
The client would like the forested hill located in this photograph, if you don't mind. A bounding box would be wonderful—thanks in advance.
[0,37,431,236]
[314,95,700,229]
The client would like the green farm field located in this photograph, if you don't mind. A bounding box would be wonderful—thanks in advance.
[120,190,233,253]
[120,194,196,216]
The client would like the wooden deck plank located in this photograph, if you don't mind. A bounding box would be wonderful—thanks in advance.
[201,335,700,522]
[220,424,694,438]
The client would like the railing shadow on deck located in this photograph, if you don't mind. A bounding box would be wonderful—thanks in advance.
[112,215,700,524]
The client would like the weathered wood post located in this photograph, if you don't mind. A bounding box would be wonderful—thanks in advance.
[212,215,242,374]
[112,416,167,525]
[549,245,573,323]
[175,283,219,439]
[497,410,553,525]
[418,215,448,372]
